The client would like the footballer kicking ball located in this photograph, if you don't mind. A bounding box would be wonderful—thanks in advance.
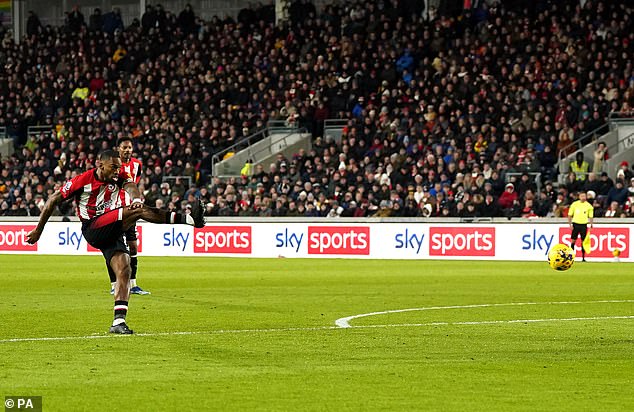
[548,243,575,271]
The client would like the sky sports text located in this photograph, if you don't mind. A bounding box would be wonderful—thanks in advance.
[0,226,36,251]
[286,226,370,255]
[276,227,370,255]
[57,226,142,252]
[58,227,84,250]
[394,229,425,254]
[194,226,252,253]
[163,228,190,252]
[307,226,369,255]
[521,229,555,255]
[429,227,495,256]
[277,227,424,255]
[559,227,629,258]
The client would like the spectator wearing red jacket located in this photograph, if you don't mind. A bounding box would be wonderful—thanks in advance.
[498,183,518,210]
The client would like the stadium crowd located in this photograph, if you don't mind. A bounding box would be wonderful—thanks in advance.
[0,0,633,218]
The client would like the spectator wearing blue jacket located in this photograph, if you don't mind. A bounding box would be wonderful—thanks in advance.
[396,49,414,73]
[102,8,124,34]
[607,180,628,206]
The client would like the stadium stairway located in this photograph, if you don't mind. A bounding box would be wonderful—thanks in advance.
[213,129,312,178]
[557,114,634,183]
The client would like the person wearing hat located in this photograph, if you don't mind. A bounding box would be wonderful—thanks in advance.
[598,172,614,197]
[617,161,633,182]
[568,191,594,262]
[607,179,629,206]
[497,182,518,211]
[570,151,589,181]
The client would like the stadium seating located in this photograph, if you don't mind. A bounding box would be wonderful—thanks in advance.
[0,0,633,218]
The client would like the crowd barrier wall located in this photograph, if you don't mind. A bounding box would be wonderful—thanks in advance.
[0,218,631,262]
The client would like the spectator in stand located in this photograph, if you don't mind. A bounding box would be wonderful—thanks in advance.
[66,5,84,33]
[603,201,623,218]
[616,161,633,182]
[564,172,583,195]
[498,183,518,215]
[26,11,42,37]
[1,0,633,220]
[592,142,608,174]
[607,180,629,207]
[89,8,103,32]
[584,173,602,197]
[570,152,589,182]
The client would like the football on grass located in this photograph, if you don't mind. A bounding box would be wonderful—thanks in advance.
[548,243,575,271]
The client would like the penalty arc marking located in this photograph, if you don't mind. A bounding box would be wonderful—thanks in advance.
[1,315,634,343]
[0,300,633,343]
[334,299,634,328]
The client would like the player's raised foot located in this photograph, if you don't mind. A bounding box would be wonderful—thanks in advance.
[130,286,151,295]
[109,323,134,334]
[191,199,206,228]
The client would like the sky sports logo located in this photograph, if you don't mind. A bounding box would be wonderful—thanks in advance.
[307,226,369,255]
[559,227,629,258]
[163,228,191,251]
[194,226,252,254]
[0,225,37,251]
[429,227,495,256]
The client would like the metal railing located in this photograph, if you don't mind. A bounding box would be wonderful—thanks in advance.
[162,175,193,188]
[323,118,348,129]
[211,128,271,177]
[241,128,308,171]
[608,112,634,121]
[557,122,609,161]
[213,127,308,178]
[27,125,54,138]
[602,130,634,178]
[267,119,301,133]
[504,172,542,194]
[606,113,634,140]
[557,114,634,174]
[323,118,348,144]
[611,130,634,151]
[211,123,305,177]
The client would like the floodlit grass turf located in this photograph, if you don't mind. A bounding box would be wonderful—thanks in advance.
[0,256,633,411]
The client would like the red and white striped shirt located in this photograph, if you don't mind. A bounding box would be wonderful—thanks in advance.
[60,169,133,221]
[117,157,143,206]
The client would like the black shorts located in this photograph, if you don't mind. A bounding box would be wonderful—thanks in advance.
[82,208,129,264]
[571,223,588,243]
[125,226,138,242]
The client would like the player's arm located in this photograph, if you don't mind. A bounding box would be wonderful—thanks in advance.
[119,166,143,209]
[567,203,574,228]
[27,191,64,244]
[123,182,143,209]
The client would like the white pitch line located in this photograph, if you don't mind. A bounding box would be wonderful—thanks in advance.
[1,314,634,344]
[334,299,634,328]
[0,326,339,343]
[349,315,634,329]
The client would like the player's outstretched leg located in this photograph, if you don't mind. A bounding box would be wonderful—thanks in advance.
[108,251,134,334]
[122,200,205,230]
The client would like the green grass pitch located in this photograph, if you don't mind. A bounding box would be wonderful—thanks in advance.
[1,256,633,411]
